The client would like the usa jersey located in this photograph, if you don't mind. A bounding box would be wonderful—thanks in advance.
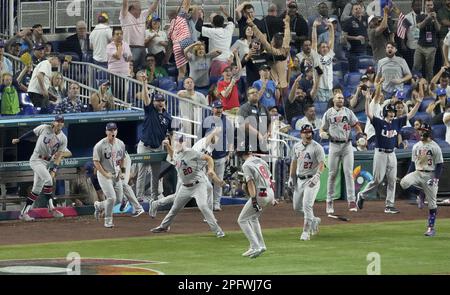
[93,138,126,174]
[321,107,359,141]
[31,124,67,160]
[174,149,206,184]
[371,116,407,149]
[242,156,273,191]
[291,140,325,177]
[412,140,443,171]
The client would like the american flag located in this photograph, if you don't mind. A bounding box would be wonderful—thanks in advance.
[396,12,412,39]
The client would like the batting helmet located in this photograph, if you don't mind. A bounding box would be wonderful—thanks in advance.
[300,124,314,135]
[418,123,432,138]
[383,104,397,118]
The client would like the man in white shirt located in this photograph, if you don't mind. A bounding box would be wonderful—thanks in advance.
[201,14,235,78]
[403,0,422,69]
[90,12,112,68]
[27,54,60,110]
[444,103,450,145]
[443,30,450,67]
[177,77,208,137]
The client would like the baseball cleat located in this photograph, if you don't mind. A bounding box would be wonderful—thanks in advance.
[119,199,128,212]
[249,248,264,259]
[424,227,435,237]
[94,201,101,220]
[300,231,310,241]
[311,217,321,235]
[131,208,145,218]
[19,213,35,222]
[356,193,364,210]
[384,206,400,214]
[49,209,64,218]
[216,231,226,238]
[242,248,257,257]
[213,206,222,212]
[151,226,170,233]
[348,201,358,212]
[148,200,157,218]
[104,222,115,228]
[326,201,334,214]
[417,192,425,209]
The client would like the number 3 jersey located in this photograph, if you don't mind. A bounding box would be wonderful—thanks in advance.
[291,140,325,177]
[242,156,273,191]
[31,124,68,160]
[174,149,207,184]
[93,138,126,175]
[412,140,443,171]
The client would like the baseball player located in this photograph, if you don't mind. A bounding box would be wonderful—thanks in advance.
[150,134,227,237]
[12,115,68,221]
[119,151,145,217]
[92,122,126,228]
[237,147,278,259]
[400,123,443,236]
[288,124,325,241]
[320,92,363,213]
[357,89,422,213]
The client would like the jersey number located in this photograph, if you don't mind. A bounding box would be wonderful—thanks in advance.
[258,165,275,191]
[303,162,313,169]
[183,167,193,175]
[343,124,351,131]
[428,158,432,166]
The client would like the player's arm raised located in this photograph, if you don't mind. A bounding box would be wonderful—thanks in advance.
[364,88,373,121]
[203,154,226,186]
[406,95,423,120]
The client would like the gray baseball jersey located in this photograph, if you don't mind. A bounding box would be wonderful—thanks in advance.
[31,124,68,160]
[242,156,273,191]
[174,149,207,184]
[291,140,325,177]
[412,140,444,171]
[93,138,126,174]
[192,137,213,155]
[321,107,359,141]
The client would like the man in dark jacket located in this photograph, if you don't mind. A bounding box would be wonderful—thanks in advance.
[62,20,91,61]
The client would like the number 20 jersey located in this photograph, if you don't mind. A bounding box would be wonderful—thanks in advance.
[174,149,207,184]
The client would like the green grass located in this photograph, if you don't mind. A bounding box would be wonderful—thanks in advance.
[1,219,450,274]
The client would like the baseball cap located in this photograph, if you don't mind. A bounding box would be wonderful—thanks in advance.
[105,122,117,130]
[153,16,161,21]
[288,1,298,8]
[436,88,447,97]
[328,17,338,23]
[395,90,407,100]
[154,93,165,101]
[343,89,352,98]
[360,74,369,81]
[33,43,45,50]
[259,64,271,71]
[98,79,110,86]
[368,15,379,24]
[54,115,64,123]
[211,100,223,108]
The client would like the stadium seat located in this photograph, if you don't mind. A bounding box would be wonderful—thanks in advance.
[432,124,447,140]
[334,60,349,74]
[165,65,178,77]
[410,112,432,125]
[357,55,375,72]
[406,139,418,149]
[400,126,416,140]
[333,73,343,87]
[435,139,450,149]
[402,84,412,98]
[289,129,300,138]
[419,97,435,112]
[314,102,329,116]
[344,72,362,87]
[291,115,303,129]
[157,77,177,92]
[355,111,367,123]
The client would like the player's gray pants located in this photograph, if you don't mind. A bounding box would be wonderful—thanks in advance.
[400,171,438,209]
[238,192,274,250]
[159,182,222,234]
[212,157,226,209]
[327,142,355,202]
[30,159,53,193]
[97,172,123,224]
[359,150,397,207]
[136,141,163,200]
[123,183,143,211]
[293,178,320,231]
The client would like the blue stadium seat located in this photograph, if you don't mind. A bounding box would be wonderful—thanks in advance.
[435,139,450,149]
[289,129,301,138]
[314,102,329,116]
[400,126,416,140]
[419,98,435,112]
[410,112,432,125]
[344,72,362,87]
[165,65,178,77]
[157,77,177,92]
[406,139,418,149]
[402,84,412,98]
[334,60,349,74]
[355,111,367,123]
[195,87,209,97]
[333,73,343,87]
[19,93,33,107]
[291,115,303,129]
[357,55,375,71]
[432,124,447,140]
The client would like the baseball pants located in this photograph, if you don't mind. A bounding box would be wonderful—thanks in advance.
[97,172,123,225]
[293,178,320,231]
[122,156,143,212]
[136,141,163,200]
[400,171,438,209]
[159,181,222,234]
[212,157,226,209]
[359,150,397,207]
[238,191,274,251]
[30,159,53,194]
[327,142,356,202]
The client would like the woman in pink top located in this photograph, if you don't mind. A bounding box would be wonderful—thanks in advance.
[106,27,132,76]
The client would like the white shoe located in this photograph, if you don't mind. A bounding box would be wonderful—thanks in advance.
[131,208,145,217]
[49,209,64,218]
[94,201,101,220]
[19,213,35,222]
[242,248,257,257]
[326,200,334,214]
[300,231,310,241]
[148,200,157,218]
[249,248,264,259]
[104,222,114,228]
[310,217,321,235]
[216,231,225,238]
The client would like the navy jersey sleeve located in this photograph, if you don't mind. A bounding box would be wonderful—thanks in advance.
[397,116,408,129]
[371,116,383,132]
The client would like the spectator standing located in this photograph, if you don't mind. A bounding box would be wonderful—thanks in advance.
[27,54,60,109]
[62,21,90,61]
[342,2,368,72]
[32,43,46,65]
[368,6,391,63]
[308,2,340,41]
[90,12,113,68]
[341,0,365,23]
[53,82,84,114]
[350,74,372,114]
[0,73,21,115]
[0,40,12,75]
[184,41,221,88]
[120,0,159,70]
[144,54,168,84]
[252,64,279,109]
[262,4,284,42]
[402,0,422,69]
[106,27,132,76]
[31,24,47,47]
[145,17,168,66]
[319,16,346,61]
[444,102,450,144]
[414,0,441,82]
[295,39,319,70]
[90,80,115,112]
[235,2,265,39]
[376,42,412,97]
[242,40,278,88]
[177,77,208,135]
[283,0,309,53]
[6,28,33,55]
[286,73,318,124]
[217,66,240,115]
[430,66,450,97]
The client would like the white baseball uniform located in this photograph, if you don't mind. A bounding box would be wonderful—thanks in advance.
[121,152,143,213]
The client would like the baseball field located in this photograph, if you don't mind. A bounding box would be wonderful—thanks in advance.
[1,200,450,275]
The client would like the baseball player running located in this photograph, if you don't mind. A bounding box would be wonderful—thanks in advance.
[289,124,325,241]
[320,92,363,213]
[357,88,422,213]
[237,147,278,259]
[400,123,443,236]
[150,135,226,237]
[119,151,145,217]
[92,122,126,228]
[12,115,68,221]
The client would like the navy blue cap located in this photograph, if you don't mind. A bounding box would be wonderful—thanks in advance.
[154,93,165,101]
[54,115,64,122]
[436,88,447,97]
[211,100,223,108]
[105,122,117,130]
[98,79,110,86]
[395,90,407,100]
[33,43,45,50]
